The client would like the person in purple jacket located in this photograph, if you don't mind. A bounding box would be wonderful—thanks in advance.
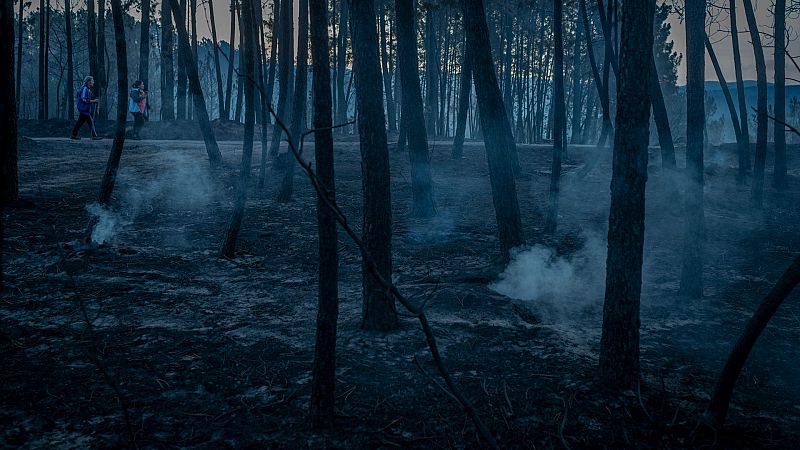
[70,76,102,140]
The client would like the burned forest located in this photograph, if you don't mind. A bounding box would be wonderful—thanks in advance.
[4,0,800,447]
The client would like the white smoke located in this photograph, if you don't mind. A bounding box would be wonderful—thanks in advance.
[85,152,214,245]
[490,234,607,343]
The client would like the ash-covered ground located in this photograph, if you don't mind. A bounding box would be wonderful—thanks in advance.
[2,130,799,448]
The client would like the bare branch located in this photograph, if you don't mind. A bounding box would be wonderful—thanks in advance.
[753,106,800,137]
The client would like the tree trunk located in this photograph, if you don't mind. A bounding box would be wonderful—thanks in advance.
[189,0,199,120]
[424,7,439,137]
[139,0,151,91]
[679,0,705,299]
[730,0,750,178]
[208,0,225,119]
[65,0,75,121]
[265,0,280,115]
[267,0,295,166]
[220,0,256,258]
[1,0,18,204]
[396,0,435,217]
[742,0,767,207]
[350,0,397,331]
[544,0,565,235]
[97,0,129,206]
[176,0,188,119]
[378,0,396,132]
[308,0,339,427]
[161,0,175,119]
[464,0,523,259]
[276,0,309,202]
[224,0,236,120]
[570,17,583,145]
[705,254,800,428]
[705,36,741,145]
[452,33,472,159]
[336,0,349,130]
[169,0,223,167]
[598,0,654,390]
[579,0,612,150]
[15,0,22,111]
[38,0,47,120]
[773,0,786,188]
[96,0,106,119]
[649,55,675,169]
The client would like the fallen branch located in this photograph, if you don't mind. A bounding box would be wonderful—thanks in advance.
[267,104,499,449]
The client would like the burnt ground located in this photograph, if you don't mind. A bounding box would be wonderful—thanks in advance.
[2,128,799,449]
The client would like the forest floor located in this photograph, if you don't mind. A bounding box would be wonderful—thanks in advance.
[2,126,800,449]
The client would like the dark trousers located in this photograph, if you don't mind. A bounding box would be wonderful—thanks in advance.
[132,112,145,137]
[71,113,97,137]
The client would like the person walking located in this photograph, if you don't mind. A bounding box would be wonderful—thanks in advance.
[70,76,101,140]
[129,81,148,140]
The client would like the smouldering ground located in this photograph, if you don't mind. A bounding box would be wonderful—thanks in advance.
[2,133,799,448]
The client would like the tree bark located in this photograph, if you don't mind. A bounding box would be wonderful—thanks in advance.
[742,0,767,207]
[336,0,349,130]
[649,55,675,169]
[96,0,106,119]
[220,0,256,258]
[679,0,705,299]
[169,0,223,167]
[705,254,800,428]
[378,0,396,132]
[38,0,47,120]
[308,0,339,427]
[224,0,236,120]
[1,0,18,203]
[396,0,435,217]
[598,0,654,390]
[267,0,295,166]
[730,0,750,178]
[139,0,151,91]
[350,0,397,331]
[265,0,280,117]
[97,0,129,206]
[276,0,309,202]
[544,0,565,235]
[773,0,786,188]
[161,0,175,119]
[176,0,188,119]
[464,0,523,259]
[570,17,583,145]
[15,0,22,111]
[424,8,440,137]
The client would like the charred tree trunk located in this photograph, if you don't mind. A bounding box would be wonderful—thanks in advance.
[267,0,294,166]
[679,0,705,299]
[220,0,256,258]
[65,0,75,121]
[742,0,767,207]
[88,0,98,109]
[598,0,654,390]
[276,0,309,202]
[1,0,18,203]
[649,56,675,169]
[350,0,397,331]
[453,33,472,159]
[208,0,225,119]
[580,0,612,149]
[169,0,223,167]
[730,0,750,178]
[464,0,523,259]
[706,36,742,145]
[396,0,435,217]
[37,0,47,120]
[544,0,565,235]
[773,0,786,188]
[224,0,236,120]
[97,0,128,206]
[161,0,175,119]
[308,0,339,427]
[705,254,800,428]
[265,0,280,116]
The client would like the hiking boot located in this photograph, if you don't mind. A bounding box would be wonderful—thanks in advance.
[70,135,80,140]
[91,136,103,140]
